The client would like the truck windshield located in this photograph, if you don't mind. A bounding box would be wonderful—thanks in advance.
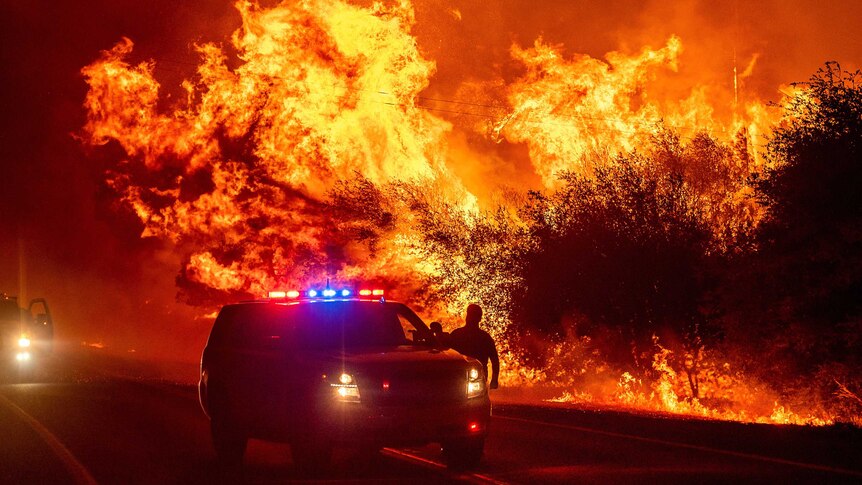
[288,301,426,350]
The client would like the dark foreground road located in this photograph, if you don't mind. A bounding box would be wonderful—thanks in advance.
[1,347,861,484]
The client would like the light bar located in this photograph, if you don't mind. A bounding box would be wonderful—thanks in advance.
[268,287,383,299]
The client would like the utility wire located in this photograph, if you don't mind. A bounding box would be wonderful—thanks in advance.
[150,56,768,143]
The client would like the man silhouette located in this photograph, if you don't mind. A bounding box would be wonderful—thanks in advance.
[449,304,499,389]
[429,321,450,348]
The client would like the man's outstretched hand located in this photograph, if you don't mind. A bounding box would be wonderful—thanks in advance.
[490,378,499,390]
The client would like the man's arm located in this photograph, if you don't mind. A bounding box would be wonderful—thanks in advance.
[488,335,500,389]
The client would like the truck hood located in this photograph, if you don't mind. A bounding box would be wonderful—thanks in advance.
[339,346,472,365]
[309,347,477,405]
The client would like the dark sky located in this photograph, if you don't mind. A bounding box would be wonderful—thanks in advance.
[0,0,859,361]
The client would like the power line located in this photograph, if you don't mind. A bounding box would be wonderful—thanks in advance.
[149,57,767,142]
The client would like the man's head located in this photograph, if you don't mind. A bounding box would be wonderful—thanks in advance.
[430,321,443,334]
[465,304,482,327]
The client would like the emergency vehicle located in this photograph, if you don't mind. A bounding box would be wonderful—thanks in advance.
[199,287,490,470]
[0,294,53,379]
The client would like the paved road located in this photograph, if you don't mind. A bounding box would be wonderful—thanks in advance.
[1,349,861,484]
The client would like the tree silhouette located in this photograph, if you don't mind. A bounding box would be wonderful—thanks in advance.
[511,159,715,372]
[754,63,862,342]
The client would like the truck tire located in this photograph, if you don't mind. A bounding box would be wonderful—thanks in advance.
[210,412,247,466]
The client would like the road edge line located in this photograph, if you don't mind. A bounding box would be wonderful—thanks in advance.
[495,415,862,478]
[0,393,98,485]
[382,447,510,485]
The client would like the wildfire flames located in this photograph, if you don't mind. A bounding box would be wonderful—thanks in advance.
[80,1,853,426]
[82,0,464,298]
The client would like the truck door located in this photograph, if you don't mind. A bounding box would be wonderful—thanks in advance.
[28,298,53,350]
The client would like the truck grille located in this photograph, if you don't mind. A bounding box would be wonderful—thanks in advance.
[364,368,465,405]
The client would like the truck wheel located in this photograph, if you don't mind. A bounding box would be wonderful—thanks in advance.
[442,436,485,470]
[211,418,247,466]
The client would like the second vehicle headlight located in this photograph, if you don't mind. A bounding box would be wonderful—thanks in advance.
[18,336,31,348]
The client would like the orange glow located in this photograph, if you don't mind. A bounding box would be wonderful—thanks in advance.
[79,0,841,427]
[80,0,775,297]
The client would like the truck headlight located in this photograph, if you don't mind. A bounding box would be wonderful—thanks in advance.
[467,366,485,399]
[330,373,360,402]
[18,336,31,348]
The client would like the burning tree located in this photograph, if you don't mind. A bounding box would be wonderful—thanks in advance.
[511,159,714,374]
[726,63,862,422]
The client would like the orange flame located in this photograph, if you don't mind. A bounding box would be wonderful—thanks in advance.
[544,338,832,426]
[82,0,469,294]
[492,36,777,186]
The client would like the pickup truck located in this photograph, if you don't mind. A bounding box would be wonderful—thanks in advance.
[199,288,490,470]
[0,294,53,379]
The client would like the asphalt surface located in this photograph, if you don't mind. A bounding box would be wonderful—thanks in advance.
[1,347,861,484]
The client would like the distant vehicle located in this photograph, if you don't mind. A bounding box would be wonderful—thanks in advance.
[0,294,54,377]
[199,287,491,470]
